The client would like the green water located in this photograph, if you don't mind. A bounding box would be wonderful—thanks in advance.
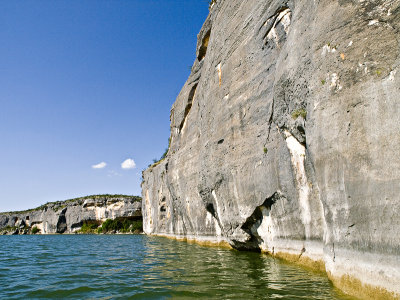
[0,235,353,299]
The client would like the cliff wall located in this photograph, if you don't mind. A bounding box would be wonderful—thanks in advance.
[0,195,141,234]
[142,0,400,298]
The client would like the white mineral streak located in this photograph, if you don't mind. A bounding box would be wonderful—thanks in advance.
[330,73,342,91]
[217,63,222,86]
[284,130,311,238]
[368,19,379,25]
[257,206,276,252]
[388,70,397,81]
[211,190,223,236]
[266,8,291,46]
[278,9,291,33]
[145,190,152,232]
[322,44,337,56]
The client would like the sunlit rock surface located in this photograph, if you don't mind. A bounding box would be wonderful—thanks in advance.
[0,195,141,234]
[142,0,400,298]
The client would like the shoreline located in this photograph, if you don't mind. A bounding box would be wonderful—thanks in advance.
[1,231,145,236]
[148,233,400,300]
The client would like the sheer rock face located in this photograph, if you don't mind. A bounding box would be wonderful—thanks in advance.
[142,0,400,298]
[0,196,141,234]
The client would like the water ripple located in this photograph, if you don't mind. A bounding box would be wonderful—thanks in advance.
[0,235,354,299]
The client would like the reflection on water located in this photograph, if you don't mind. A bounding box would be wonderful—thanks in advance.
[141,237,351,299]
[0,235,353,299]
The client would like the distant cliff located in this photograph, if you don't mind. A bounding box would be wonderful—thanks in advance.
[142,0,400,299]
[0,195,141,234]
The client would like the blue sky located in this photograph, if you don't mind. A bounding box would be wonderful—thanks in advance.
[0,0,209,212]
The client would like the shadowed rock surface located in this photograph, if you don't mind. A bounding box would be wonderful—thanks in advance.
[141,0,400,298]
[0,195,141,234]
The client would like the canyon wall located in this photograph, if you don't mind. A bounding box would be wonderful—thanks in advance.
[142,0,400,298]
[0,195,141,234]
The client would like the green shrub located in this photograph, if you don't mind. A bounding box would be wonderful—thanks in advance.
[100,219,118,232]
[263,147,268,154]
[0,226,17,233]
[150,137,171,167]
[98,218,142,234]
[31,226,40,234]
[160,137,171,160]
[79,220,101,234]
[291,108,307,120]
[131,221,143,233]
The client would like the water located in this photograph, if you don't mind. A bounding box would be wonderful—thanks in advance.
[0,235,353,299]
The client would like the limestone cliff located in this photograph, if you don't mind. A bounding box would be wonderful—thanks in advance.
[0,195,141,234]
[142,0,400,298]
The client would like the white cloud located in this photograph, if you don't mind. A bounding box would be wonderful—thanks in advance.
[92,162,107,169]
[121,158,136,169]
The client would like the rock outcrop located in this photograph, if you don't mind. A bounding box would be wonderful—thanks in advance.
[141,0,400,298]
[0,195,141,234]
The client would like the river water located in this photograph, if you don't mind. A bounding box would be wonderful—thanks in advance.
[0,235,353,299]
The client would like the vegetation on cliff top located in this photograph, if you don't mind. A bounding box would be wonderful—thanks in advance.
[0,194,141,215]
[148,137,171,169]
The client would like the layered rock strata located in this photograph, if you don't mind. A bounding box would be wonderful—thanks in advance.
[0,195,141,234]
[142,0,400,298]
